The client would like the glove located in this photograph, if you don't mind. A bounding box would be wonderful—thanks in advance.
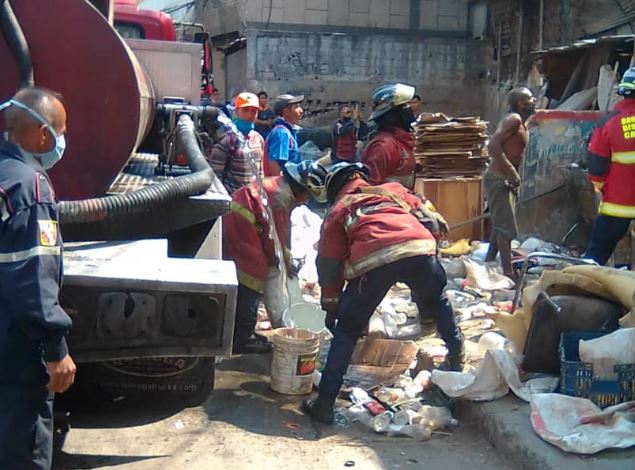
[435,212,449,236]
[325,312,337,335]
[286,257,301,278]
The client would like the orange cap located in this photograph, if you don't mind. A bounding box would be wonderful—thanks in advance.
[234,92,259,109]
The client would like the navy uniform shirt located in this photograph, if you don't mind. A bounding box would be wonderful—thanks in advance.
[0,140,71,385]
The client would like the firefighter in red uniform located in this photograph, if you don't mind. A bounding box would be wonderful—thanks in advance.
[223,161,326,354]
[361,83,417,190]
[585,67,635,265]
[302,163,464,424]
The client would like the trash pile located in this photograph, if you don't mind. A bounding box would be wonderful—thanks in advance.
[275,206,635,453]
[413,113,489,178]
[345,377,458,441]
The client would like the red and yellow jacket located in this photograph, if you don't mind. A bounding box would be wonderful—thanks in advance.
[223,176,304,293]
[361,127,416,190]
[316,179,437,311]
[588,99,635,218]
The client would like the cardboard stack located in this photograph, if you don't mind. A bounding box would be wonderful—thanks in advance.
[413,113,489,178]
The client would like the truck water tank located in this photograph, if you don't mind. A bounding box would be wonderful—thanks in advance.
[0,0,155,200]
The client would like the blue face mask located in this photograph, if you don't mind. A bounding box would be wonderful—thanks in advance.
[0,99,66,170]
[234,118,255,136]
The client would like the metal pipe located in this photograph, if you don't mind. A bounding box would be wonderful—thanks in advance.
[538,0,544,51]
[0,0,34,88]
[58,114,226,226]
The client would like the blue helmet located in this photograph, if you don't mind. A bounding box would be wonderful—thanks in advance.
[370,83,416,121]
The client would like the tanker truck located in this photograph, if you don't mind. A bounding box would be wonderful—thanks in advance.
[0,0,235,403]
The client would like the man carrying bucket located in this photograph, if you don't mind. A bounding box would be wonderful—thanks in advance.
[223,160,327,354]
[302,163,464,424]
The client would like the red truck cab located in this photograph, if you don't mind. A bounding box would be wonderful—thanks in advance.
[113,0,176,41]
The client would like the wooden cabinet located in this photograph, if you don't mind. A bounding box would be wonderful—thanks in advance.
[414,177,484,241]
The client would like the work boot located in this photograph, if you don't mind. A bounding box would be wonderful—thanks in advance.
[442,349,465,372]
[439,336,465,372]
[302,394,336,425]
[232,335,273,354]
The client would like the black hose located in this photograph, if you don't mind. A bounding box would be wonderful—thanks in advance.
[0,0,34,88]
[58,114,227,225]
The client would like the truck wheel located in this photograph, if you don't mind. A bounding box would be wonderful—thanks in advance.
[184,357,215,406]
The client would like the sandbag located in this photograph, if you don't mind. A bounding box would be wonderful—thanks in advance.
[523,293,622,374]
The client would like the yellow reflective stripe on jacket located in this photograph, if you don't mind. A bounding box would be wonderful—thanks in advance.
[237,270,265,294]
[0,245,61,263]
[344,239,437,280]
[231,201,257,225]
[599,201,635,218]
[611,151,635,164]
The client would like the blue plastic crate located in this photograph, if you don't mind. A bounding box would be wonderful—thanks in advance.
[559,331,634,407]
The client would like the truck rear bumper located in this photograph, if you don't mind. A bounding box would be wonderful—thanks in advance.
[61,239,237,362]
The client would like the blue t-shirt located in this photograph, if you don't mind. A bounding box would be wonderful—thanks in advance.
[266,118,301,164]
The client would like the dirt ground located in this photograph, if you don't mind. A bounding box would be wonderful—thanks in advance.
[54,353,514,470]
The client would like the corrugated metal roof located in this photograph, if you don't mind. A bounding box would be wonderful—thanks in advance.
[583,0,635,36]
[531,34,634,56]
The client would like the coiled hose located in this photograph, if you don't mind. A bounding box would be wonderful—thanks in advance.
[0,0,34,88]
[58,114,226,225]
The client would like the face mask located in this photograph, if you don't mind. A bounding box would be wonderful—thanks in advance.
[401,107,416,129]
[0,99,66,170]
[234,118,255,135]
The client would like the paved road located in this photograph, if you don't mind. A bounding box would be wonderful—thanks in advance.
[54,355,514,470]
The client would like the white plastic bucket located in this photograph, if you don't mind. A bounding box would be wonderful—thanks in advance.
[283,303,332,371]
[271,328,320,395]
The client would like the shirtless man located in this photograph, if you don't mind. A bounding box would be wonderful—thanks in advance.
[484,87,536,278]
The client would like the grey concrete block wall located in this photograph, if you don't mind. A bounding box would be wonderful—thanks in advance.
[243,29,491,122]
[242,0,467,31]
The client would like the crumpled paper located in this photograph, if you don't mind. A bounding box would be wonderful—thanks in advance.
[431,349,559,402]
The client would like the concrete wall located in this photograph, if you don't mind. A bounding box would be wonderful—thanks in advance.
[196,0,470,34]
[193,0,491,122]
[243,29,491,123]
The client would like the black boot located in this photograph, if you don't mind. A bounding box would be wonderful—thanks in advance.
[302,394,336,424]
[233,335,272,354]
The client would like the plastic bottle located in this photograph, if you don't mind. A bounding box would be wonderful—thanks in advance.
[363,400,385,416]
[347,404,374,427]
[393,409,418,427]
[400,423,433,441]
[374,387,405,405]
[371,411,394,433]
[350,387,370,405]
[412,406,456,430]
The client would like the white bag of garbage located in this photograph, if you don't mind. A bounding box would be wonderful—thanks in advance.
[579,328,635,380]
[263,266,290,328]
[432,349,559,402]
[530,394,635,454]
[463,259,515,291]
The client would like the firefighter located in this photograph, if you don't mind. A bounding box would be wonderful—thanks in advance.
[585,67,635,265]
[0,88,76,469]
[302,163,463,424]
[223,161,327,354]
[361,83,417,190]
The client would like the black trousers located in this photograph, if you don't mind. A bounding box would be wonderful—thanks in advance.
[233,284,262,346]
[319,255,462,397]
[584,214,632,266]
[0,385,54,470]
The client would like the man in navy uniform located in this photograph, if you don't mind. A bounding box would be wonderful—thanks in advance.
[0,87,76,469]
